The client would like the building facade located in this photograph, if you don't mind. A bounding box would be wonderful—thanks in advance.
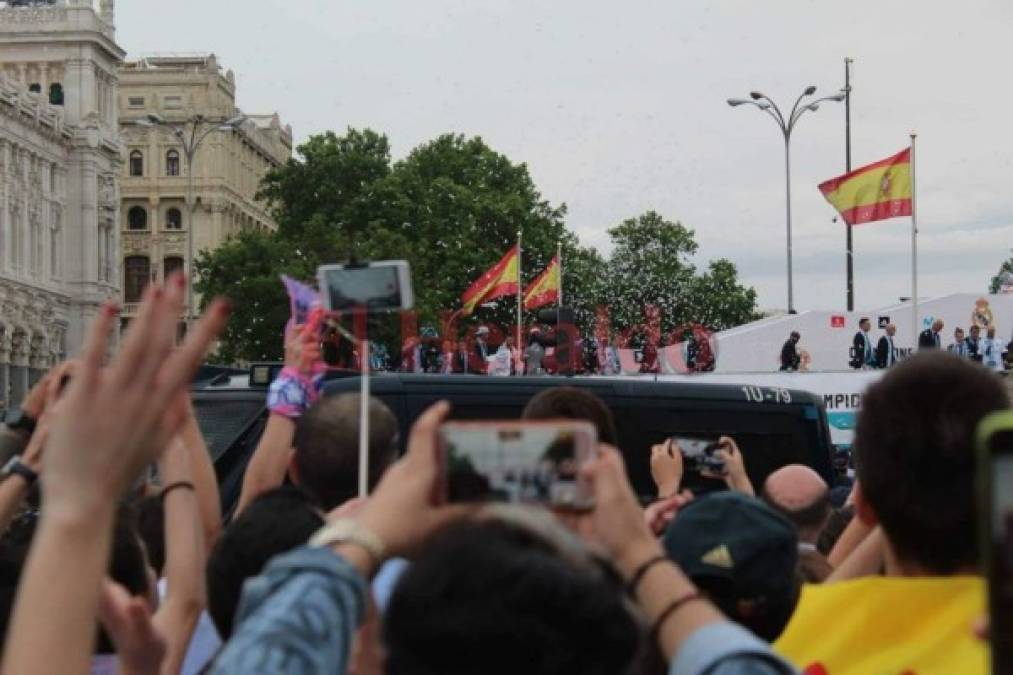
[0,0,124,407]
[118,55,292,330]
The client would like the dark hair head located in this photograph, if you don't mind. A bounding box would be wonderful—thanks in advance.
[854,352,1009,572]
[384,508,641,675]
[292,393,399,510]
[206,486,324,638]
[790,331,800,339]
[522,387,618,445]
[859,317,870,327]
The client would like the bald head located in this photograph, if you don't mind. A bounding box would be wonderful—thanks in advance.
[762,464,832,544]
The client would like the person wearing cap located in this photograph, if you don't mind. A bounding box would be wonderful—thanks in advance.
[779,332,801,371]
[474,326,492,368]
[661,491,800,642]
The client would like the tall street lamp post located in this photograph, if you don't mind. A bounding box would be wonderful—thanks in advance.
[134,112,247,329]
[728,87,846,314]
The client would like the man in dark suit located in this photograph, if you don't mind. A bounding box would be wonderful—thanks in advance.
[918,319,944,350]
[850,318,874,370]
[876,324,899,368]
[780,331,801,371]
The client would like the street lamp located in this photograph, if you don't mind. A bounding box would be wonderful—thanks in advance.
[133,113,247,330]
[728,86,846,313]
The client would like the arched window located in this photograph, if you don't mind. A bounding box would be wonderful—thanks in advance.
[166,149,180,177]
[129,150,143,177]
[127,206,147,230]
[123,256,150,303]
[164,256,184,280]
[165,208,182,230]
[48,83,63,106]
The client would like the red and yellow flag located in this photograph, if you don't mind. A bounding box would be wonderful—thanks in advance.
[461,245,519,315]
[818,147,911,225]
[523,255,561,310]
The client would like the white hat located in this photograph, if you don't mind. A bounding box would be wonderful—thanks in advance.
[476,326,490,336]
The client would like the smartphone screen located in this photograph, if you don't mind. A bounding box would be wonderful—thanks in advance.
[439,421,597,510]
[319,262,410,312]
[988,429,1013,674]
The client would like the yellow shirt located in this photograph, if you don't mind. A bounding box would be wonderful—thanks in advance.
[775,576,986,675]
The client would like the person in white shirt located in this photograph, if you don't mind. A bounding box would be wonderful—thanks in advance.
[981,326,1007,372]
[948,327,969,358]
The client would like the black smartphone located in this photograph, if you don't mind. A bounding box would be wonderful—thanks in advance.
[978,411,1013,675]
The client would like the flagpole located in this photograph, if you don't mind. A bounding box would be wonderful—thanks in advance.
[516,230,522,353]
[910,133,919,350]
[557,241,563,307]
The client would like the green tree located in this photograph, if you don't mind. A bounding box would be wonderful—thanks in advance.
[600,210,757,336]
[196,130,570,362]
[603,211,699,334]
[380,134,567,325]
[688,259,760,330]
[194,228,314,363]
[990,258,1013,294]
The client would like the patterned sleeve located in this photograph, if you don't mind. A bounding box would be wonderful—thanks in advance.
[208,546,367,675]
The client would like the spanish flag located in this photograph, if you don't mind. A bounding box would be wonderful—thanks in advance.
[461,245,520,315]
[818,148,911,225]
[523,256,561,310]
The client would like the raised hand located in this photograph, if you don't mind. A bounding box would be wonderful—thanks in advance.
[650,438,683,498]
[42,276,229,519]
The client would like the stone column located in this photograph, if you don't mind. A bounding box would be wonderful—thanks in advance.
[9,366,27,405]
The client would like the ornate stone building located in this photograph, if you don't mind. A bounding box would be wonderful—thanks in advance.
[0,0,124,407]
[118,55,292,330]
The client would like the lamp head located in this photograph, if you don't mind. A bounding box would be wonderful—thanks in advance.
[749,91,764,100]
[727,98,748,107]
[803,85,817,96]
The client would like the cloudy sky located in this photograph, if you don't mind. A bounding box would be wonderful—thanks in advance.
[118,0,1013,313]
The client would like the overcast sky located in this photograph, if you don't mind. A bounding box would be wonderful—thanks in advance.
[117,0,1013,314]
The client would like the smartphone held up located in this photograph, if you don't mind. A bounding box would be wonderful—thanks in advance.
[438,420,598,511]
[317,260,413,313]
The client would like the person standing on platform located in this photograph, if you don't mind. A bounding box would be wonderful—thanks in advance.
[850,318,874,370]
[780,332,801,372]
[982,326,1008,372]
[948,327,969,358]
[918,319,944,350]
[876,324,899,369]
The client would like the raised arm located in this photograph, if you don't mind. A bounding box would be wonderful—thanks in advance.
[153,436,207,675]
[1,277,228,675]
[179,398,222,546]
[235,323,322,516]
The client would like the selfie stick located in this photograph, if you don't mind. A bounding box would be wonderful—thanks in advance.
[358,335,370,498]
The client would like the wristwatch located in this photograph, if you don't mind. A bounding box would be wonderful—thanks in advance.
[309,518,386,566]
[1,455,38,485]
[3,408,36,435]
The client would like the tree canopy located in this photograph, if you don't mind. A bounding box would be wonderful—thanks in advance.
[196,129,758,363]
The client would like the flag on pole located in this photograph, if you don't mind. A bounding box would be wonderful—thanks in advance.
[818,148,912,225]
[523,255,561,310]
[461,245,520,315]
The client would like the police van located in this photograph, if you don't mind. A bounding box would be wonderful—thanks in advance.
[192,368,836,513]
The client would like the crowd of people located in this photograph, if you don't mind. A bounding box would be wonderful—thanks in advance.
[779,316,1010,372]
[0,276,1006,674]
